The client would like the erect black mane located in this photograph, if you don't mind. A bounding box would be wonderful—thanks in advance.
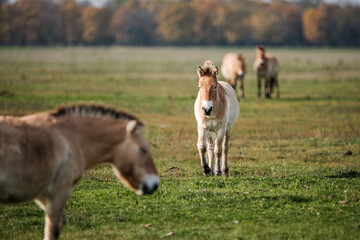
[51,103,143,126]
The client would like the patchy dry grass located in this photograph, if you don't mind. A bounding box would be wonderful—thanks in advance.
[0,47,359,239]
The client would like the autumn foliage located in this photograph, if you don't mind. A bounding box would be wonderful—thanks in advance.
[0,0,359,46]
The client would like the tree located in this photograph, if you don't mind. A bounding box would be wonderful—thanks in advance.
[192,0,225,45]
[7,0,59,45]
[302,6,327,44]
[220,3,252,45]
[157,2,196,45]
[251,2,286,44]
[81,6,112,44]
[110,0,158,45]
[59,0,83,44]
[0,3,11,44]
[331,5,360,46]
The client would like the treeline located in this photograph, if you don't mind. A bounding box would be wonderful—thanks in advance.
[0,0,360,46]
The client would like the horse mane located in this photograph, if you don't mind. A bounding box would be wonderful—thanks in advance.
[199,60,218,77]
[51,103,144,126]
[237,53,245,61]
[257,45,265,52]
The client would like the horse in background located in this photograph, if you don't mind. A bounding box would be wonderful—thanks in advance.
[221,52,246,99]
[0,104,159,240]
[194,60,239,177]
[254,45,280,98]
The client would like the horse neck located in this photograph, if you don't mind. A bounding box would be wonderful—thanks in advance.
[56,117,126,169]
[211,84,225,115]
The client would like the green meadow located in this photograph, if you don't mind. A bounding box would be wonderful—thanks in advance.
[0,47,359,239]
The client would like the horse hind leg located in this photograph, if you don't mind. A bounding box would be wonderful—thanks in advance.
[265,78,271,99]
[214,130,225,176]
[221,131,231,177]
[274,76,280,98]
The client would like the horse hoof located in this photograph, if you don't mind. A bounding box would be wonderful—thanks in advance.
[203,166,212,176]
[222,170,229,177]
[215,171,221,176]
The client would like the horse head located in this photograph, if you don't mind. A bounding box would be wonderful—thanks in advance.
[197,60,219,116]
[112,120,159,195]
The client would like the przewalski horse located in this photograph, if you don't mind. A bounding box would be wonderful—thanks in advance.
[0,103,159,240]
[221,52,246,99]
[195,60,239,177]
[253,45,280,98]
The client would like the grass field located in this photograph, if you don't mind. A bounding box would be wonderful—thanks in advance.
[0,47,359,239]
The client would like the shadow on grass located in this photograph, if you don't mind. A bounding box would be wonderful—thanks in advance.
[248,195,312,203]
[272,96,351,102]
[326,171,360,179]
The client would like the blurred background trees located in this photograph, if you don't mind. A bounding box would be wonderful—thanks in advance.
[0,0,359,46]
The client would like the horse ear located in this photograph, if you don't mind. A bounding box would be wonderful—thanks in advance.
[126,120,138,135]
[214,67,219,76]
[197,67,204,78]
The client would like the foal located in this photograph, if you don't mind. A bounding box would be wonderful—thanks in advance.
[254,45,280,98]
[0,104,159,240]
[221,52,246,99]
[194,61,239,177]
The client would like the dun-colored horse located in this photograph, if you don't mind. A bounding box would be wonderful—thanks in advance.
[0,104,159,240]
[221,52,246,99]
[253,45,280,98]
[194,61,239,177]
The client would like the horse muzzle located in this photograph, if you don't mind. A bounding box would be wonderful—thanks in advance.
[202,106,212,116]
[136,174,159,195]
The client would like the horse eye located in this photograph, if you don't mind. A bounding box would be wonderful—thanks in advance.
[198,86,201,89]
[140,147,147,155]
[214,85,217,90]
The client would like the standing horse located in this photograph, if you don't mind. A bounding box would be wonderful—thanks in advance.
[253,45,280,98]
[194,60,239,177]
[0,104,159,240]
[221,52,246,99]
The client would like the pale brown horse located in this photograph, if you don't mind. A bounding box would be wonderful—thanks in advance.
[195,61,239,177]
[221,52,246,99]
[0,104,159,240]
[253,45,280,98]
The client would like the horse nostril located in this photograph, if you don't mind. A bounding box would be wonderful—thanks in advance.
[202,106,212,115]
[142,182,159,195]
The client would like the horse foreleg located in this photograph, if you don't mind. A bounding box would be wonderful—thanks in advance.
[206,134,215,175]
[265,77,271,99]
[38,188,71,240]
[239,76,245,99]
[257,75,261,98]
[221,131,231,177]
[214,130,225,176]
[197,128,211,176]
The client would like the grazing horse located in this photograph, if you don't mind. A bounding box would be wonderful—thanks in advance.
[221,52,246,99]
[194,60,239,177]
[253,45,280,98]
[0,104,159,240]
